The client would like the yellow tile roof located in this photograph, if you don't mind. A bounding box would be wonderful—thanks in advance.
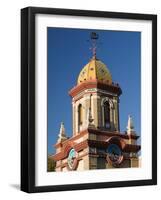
[77,56,112,85]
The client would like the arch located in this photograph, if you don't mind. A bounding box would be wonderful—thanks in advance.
[63,141,76,158]
[101,97,114,129]
[104,101,110,129]
[101,97,114,108]
[106,136,126,150]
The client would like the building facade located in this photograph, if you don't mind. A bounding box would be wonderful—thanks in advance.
[52,53,141,171]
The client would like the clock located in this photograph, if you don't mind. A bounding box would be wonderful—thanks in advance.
[67,148,78,170]
[106,144,123,167]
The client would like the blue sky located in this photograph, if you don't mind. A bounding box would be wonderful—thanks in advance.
[47,27,141,155]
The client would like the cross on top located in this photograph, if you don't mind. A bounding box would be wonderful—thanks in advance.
[90,32,99,57]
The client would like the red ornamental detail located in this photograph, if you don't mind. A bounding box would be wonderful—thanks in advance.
[106,137,125,167]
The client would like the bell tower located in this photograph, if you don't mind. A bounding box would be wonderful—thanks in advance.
[69,56,122,135]
[69,32,121,135]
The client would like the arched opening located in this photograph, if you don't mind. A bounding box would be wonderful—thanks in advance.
[103,101,111,129]
[78,104,83,132]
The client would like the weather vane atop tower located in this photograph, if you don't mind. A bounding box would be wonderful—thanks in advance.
[90,32,99,58]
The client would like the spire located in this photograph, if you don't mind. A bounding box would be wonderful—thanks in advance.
[126,115,135,135]
[57,122,67,142]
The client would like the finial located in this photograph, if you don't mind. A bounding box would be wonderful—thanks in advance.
[90,32,99,58]
[126,115,135,135]
[57,122,67,142]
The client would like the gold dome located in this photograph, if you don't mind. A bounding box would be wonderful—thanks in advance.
[77,56,112,85]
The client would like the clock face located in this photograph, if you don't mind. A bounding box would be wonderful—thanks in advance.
[106,144,123,166]
[67,148,78,170]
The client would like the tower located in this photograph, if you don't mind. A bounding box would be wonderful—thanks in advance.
[52,33,141,171]
[70,55,121,135]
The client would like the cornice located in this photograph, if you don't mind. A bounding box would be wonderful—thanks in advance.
[69,80,122,98]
